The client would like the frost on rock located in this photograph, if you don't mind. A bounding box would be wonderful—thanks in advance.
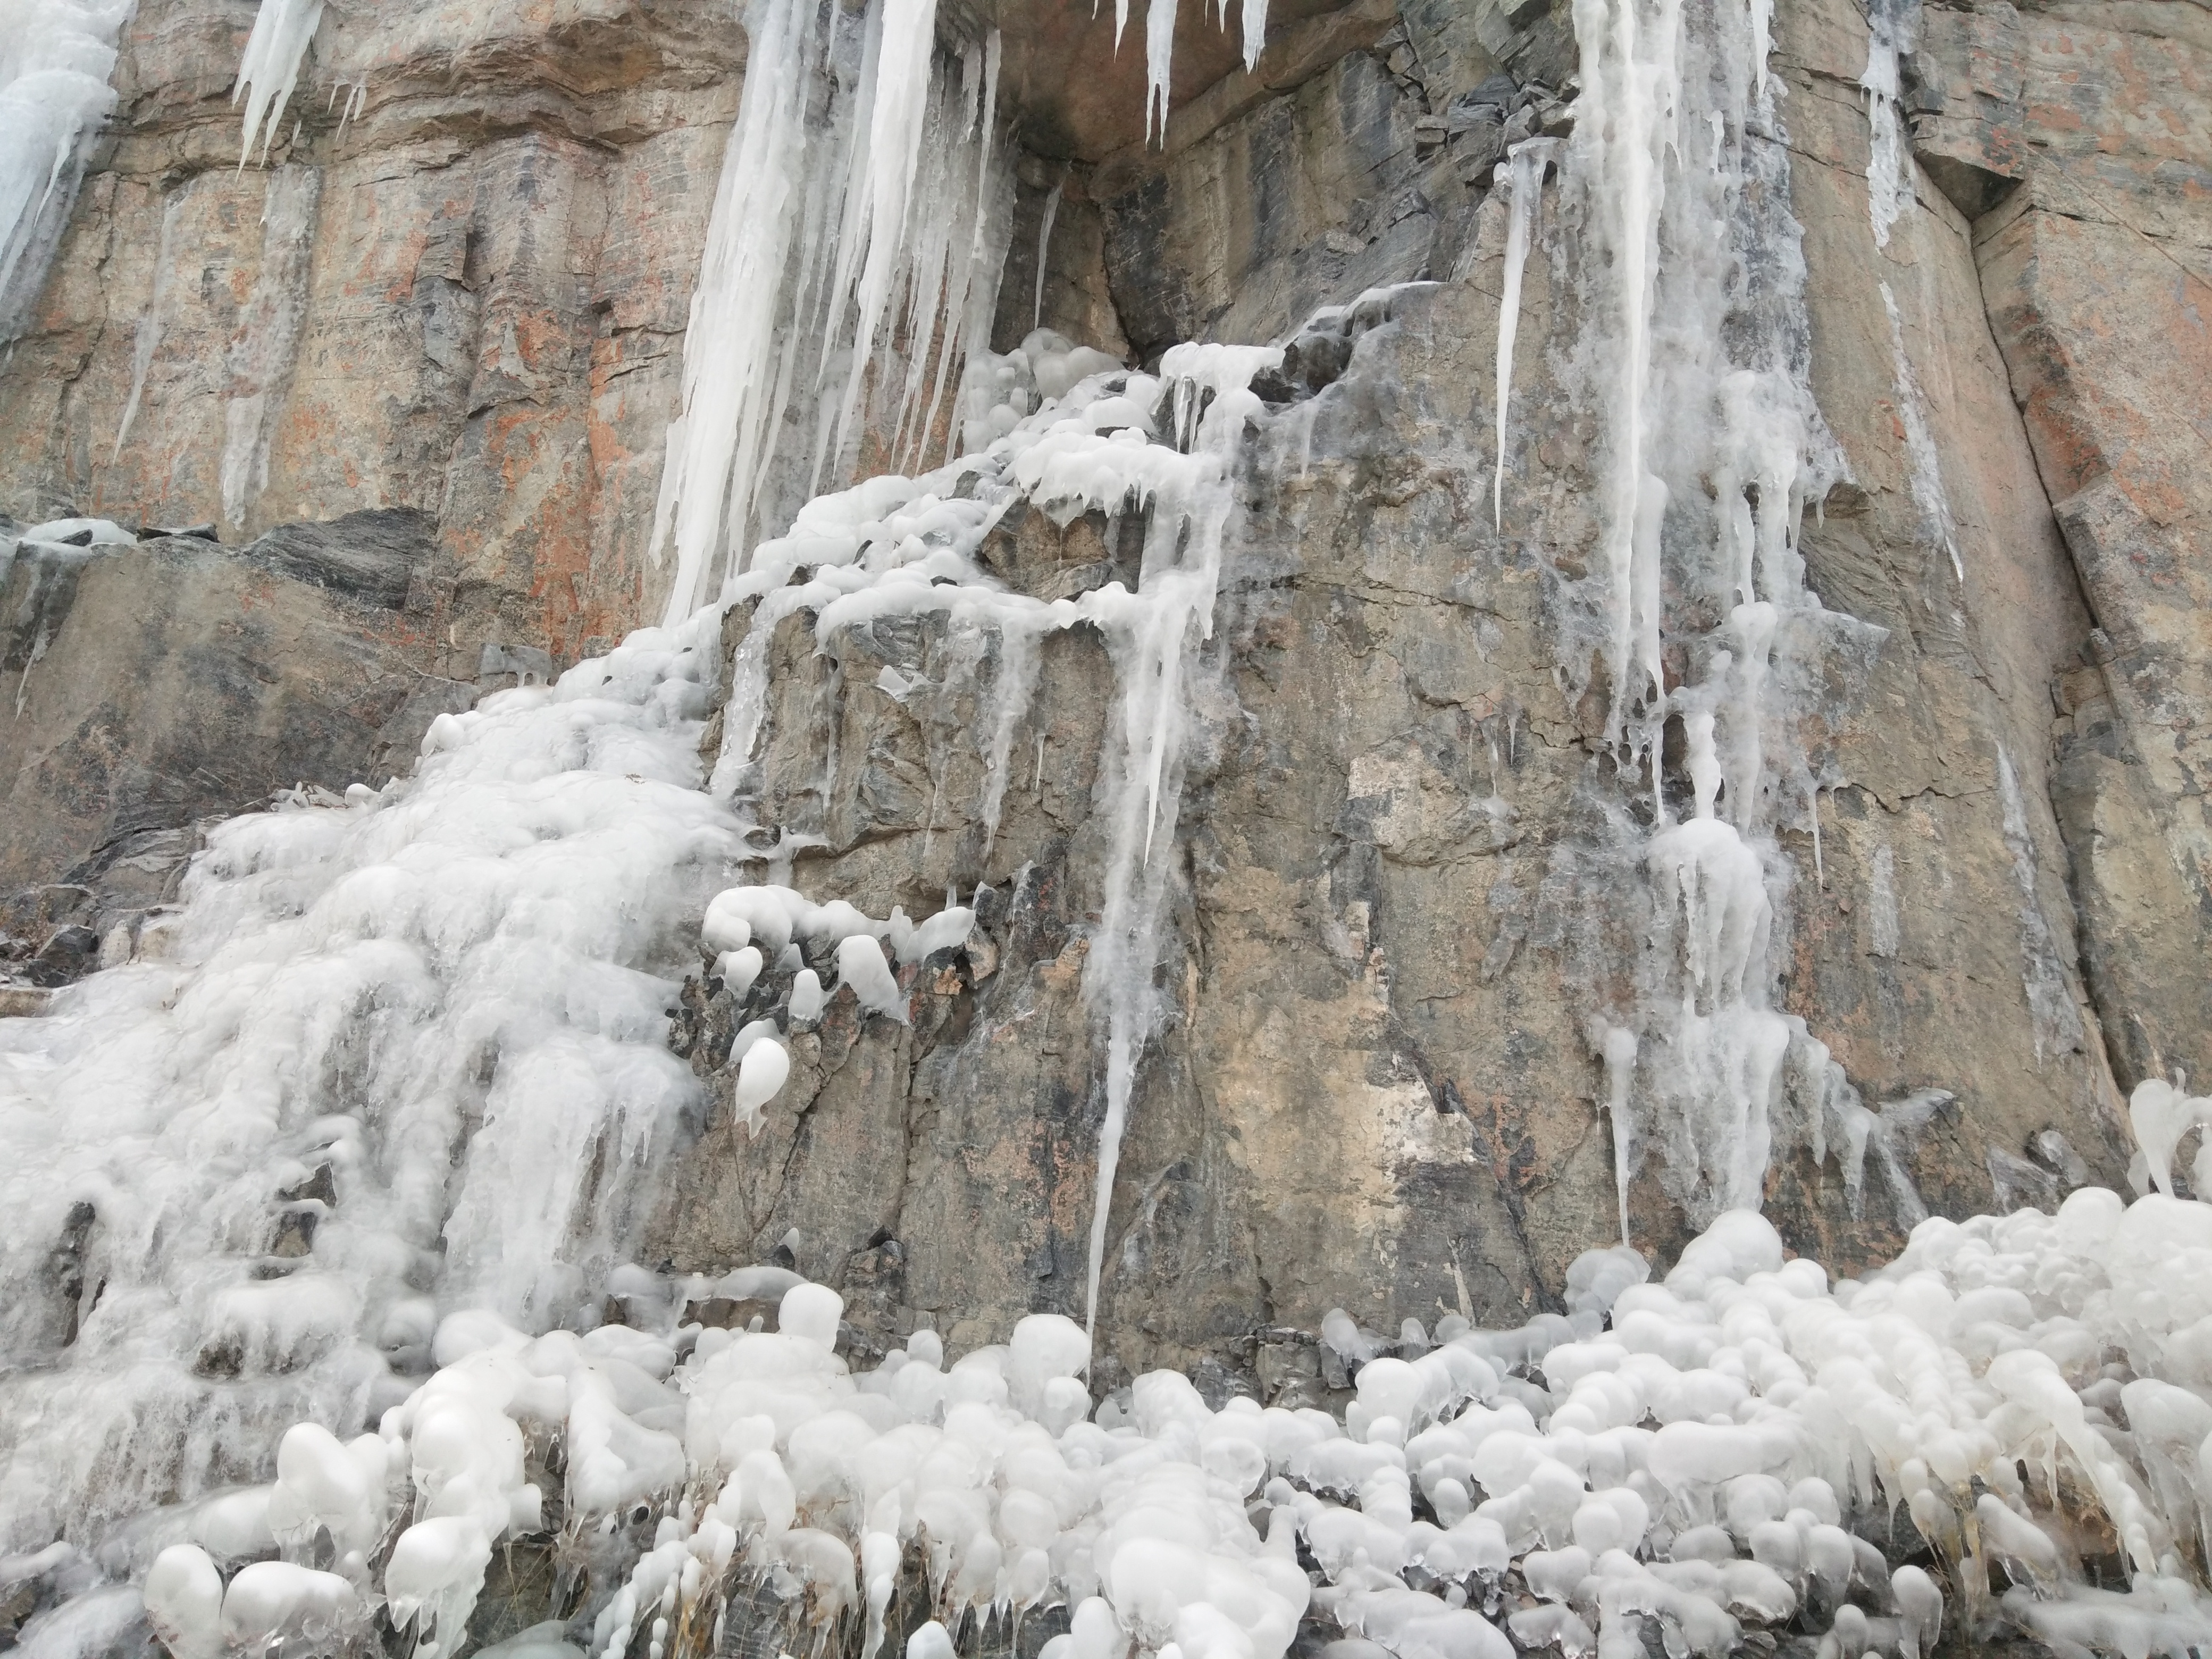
[0,0,133,341]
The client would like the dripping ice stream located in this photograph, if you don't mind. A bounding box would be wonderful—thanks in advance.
[7,0,2212,1657]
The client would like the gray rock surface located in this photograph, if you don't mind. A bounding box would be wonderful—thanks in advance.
[0,525,470,965]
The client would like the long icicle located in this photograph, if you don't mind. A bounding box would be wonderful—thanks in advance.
[1492,137,1559,531]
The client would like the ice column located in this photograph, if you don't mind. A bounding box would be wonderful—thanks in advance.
[651,0,833,626]
[1555,0,1856,1224]
[1032,179,1061,332]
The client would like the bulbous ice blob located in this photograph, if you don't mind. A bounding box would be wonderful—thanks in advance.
[221,1561,358,1649]
[735,1038,791,1131]
[894,905,975,965]
[728,1017,781,1067]
[192,1487,275,1561]
[1891,1565,1942,1659]
[704,887,807,959]
[716,944,764,999]
[789,968,825,1023]
[908,1621,957,1659]
[1012,1313,1090,1379]
[384,1514,495,1644]
[781,1283,843,1350]
[266,1422,384,1559]
[1572,1499,1625,1554]
[837,934,906,1021]
[715,1448,796,1538]
[1321,1308,1375,1363]
[1667,1210,1784,1294]
[476,1622,587,1658]
[144,1546,223,1659]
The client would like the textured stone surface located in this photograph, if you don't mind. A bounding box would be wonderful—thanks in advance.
[0,0,743,665]
[0,529,465,926]
[1959,1,2212,1095]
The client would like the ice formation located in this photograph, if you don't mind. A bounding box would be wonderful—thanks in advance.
[1541,0,1881,1225]
[1877,282,1961,585]
[1033,180,1063,333]
[39,1123,2212,1659]
[217,164,320,534]
[649,0,1016,625]
[0,0,133,339]
[696,323,1279,1333]
[1492,137,1560,530]
[8,0,2208,1656]
[1861,0,1918,248]
[234,0,323,165]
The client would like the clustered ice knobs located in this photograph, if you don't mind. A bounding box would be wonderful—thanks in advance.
[121,1131,2212,1659]
[697,881,978,1132]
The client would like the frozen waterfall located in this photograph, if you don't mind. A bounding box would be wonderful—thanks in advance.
[5,1,2212,1659]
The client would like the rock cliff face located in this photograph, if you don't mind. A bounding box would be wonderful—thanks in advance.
[1,0,2207,1407]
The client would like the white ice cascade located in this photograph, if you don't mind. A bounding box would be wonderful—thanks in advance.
[650,0,1016,626]
[1552,0,1874,1235]
[0,623,741,1560]
[0,0,135,342]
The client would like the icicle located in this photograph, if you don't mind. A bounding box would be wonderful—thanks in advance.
[651,0,822,623]
[234,0,326,166]
[1861,0,1917,247]
[1144,0,1176,145]
[1600,1024,1638,1245]
[1032,180,1061,332]
[1571,0,1679,751]
[819,0,946,487]
[1241,0,1268,72]
[1492,138,1557,531]
[1550,0,1856,1224]
[1079,340,1281,1337]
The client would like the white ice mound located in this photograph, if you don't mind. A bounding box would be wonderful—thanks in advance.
[734,1037,791,1135]
[98,1149,2209,1659]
